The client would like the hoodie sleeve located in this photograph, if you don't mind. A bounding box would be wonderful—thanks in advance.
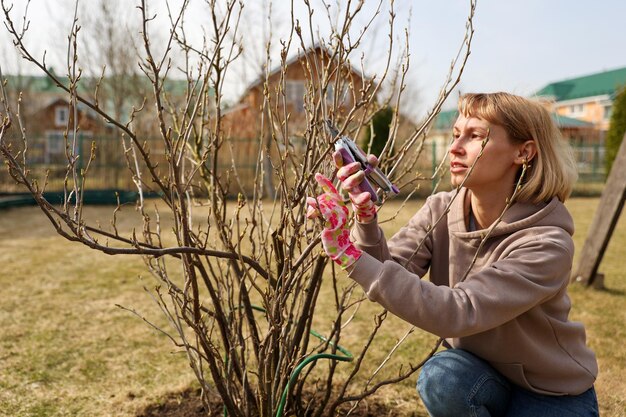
[350,197,436,278]
[348,230,574,339]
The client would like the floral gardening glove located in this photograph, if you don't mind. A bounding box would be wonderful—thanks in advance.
[333,151,377,223]
[306,173,363,269]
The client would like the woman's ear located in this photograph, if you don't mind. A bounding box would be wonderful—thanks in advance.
[515,140,537,165]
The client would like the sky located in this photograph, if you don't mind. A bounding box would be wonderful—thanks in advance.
[412,0,626,108]
[1,0,625,118]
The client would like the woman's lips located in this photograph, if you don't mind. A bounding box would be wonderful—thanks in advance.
[450,161,468,173]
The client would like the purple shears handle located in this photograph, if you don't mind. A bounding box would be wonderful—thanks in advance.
[337,147,379,203]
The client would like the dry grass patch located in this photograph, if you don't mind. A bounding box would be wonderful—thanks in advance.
[0,197,624,416]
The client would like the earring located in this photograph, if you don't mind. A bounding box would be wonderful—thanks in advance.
[523,156,532,169]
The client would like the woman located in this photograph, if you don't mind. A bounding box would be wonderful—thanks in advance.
[307,92,599,416]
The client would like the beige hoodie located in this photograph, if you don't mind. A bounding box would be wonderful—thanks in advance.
[349,187,597,395]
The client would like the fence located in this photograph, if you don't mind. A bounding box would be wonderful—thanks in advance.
[0,134,263,196]
[1,134,167,193]
[0,135,608,198]
[572,143,605,182]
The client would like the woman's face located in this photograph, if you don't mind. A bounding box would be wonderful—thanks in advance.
[449,114,525,194]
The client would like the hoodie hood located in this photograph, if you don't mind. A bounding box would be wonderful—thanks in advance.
[448,188,574,241]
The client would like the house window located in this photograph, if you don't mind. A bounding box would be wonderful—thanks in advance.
[47,132,65,153]
[604,105,612,120]
[55,106,69,126]
[290,135,307,153]
[286,80,306,113]
[568,104,585,116]
[325,83,350,107]
[326,84,334,103]
[46,131,65,164]
[45,131,83,164]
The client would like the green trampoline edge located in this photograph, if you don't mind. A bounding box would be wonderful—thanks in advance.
[0,190,159,209]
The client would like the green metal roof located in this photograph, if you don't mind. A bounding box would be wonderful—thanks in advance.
[550,113,593,128]
[535,66,626,102]
[432,109,458,131]
[551,113,593,128]
[4,73,190,96]
[5,74,89,93]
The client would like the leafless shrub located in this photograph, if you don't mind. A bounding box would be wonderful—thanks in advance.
[0,0,476,415]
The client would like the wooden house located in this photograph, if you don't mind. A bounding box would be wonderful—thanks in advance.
[221,44,369,138]
[219,45,372,195]
[0,74,187,195]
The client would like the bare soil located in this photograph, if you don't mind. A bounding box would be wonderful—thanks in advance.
[136,387,407,417]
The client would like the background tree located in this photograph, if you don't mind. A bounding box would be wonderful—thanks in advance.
[0,0,476,415]
[363,105,394,157]
[605,85,626,175]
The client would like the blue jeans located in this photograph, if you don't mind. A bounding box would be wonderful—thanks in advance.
[417,349,599,417]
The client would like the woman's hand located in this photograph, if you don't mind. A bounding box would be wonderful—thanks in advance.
[306,173,362,269]
[333,151,377,223]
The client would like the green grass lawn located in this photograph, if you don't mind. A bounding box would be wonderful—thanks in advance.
[0,197,625,416]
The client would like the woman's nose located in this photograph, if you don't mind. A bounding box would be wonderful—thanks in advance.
[449,137,465,156]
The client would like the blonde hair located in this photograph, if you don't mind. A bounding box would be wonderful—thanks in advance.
[458,92,578,203]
